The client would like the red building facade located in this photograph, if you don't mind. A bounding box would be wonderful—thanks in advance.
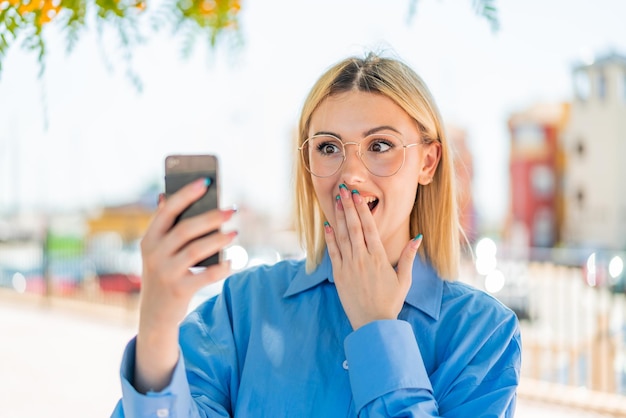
[507,104,568,248]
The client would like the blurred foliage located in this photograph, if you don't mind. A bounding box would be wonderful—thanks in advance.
[409,0,499,31]
[0,0,241,79]
[472,0,498,31]
[0,0,497,81]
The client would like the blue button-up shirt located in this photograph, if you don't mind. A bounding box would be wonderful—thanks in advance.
[112,251,521,417]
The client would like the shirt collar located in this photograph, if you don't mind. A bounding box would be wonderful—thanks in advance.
[284,249,443,320]
[283,250,334,297]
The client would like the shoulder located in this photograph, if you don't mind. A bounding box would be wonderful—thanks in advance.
[435,280,522,371]
[443,280,514,314]
[441,280,520,338]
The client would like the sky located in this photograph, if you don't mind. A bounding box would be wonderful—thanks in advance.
[1,0,625,233]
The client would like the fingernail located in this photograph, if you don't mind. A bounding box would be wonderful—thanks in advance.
[222,208,237,220]
[336,194,341,201]
[351,189,359,194]
[411,234,423,250]
[339,184,350,199]
[323,221,332,233]
[195,177,211,190]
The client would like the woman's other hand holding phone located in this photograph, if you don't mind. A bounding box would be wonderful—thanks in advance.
[134,177,236,393]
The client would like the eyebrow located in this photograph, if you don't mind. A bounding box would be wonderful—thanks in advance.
[312,125,402,138]
[364,125,402,136]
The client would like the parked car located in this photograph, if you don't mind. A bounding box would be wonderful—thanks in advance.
[86,236,142,294]
[0,257,90,295]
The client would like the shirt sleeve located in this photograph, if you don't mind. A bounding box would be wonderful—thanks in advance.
[110,337,198,418]
[110,292,238,418]
[344,318,521,418]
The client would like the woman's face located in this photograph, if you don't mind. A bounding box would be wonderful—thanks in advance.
[307,91,440,259]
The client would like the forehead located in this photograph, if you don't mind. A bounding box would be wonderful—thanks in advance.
[309,91,418,137]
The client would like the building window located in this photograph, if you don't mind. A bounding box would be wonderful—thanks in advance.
[576,139,585,157]
[532,208,554,247]
[531,165,554,197]
[576,189,585,208]
[574,70,590,101]
[598,72,607,100]
[514,124,545,151]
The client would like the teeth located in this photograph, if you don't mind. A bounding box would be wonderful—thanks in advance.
[364,196,377,204]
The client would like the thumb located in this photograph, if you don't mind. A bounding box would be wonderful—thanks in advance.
[397,234,423,288]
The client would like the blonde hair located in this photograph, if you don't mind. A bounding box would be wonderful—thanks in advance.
[294,52,460,280]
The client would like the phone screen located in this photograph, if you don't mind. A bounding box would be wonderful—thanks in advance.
[164,154,220,267]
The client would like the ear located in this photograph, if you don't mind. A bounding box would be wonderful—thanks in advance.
[418,142,441,185]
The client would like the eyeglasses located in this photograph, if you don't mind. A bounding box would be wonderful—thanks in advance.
[299,133,420,178]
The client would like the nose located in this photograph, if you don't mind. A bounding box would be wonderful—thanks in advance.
[340,142,367,184]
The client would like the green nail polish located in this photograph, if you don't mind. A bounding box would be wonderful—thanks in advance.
[324,221,329,227]
[339,183,348,190]
[336,194,340,200]
[351,189,359,194]
[204,177,212,187]
[413,233,423,241]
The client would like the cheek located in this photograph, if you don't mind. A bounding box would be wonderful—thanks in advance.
[387,184,417,212]
[383,174,419,215]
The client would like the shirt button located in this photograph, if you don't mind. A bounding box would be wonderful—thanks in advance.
[342,360,349,370]
[156,408,170,417]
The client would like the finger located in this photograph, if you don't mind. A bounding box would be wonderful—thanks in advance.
[157,193,166,208]
[171,230,238,271]
[145,178,210,243]
[323,221,343,266]
[160,208,236,257]
[351,189,385,254]
[333,192,353,254]
[338,184,365,253]
[396,234,423,290]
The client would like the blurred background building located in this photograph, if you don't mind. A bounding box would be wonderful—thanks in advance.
[505,52,626,259]
[447,124,478,244]
[561,53,626,251]
[506,102,569,249]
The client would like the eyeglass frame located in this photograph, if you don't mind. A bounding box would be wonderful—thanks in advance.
[298,133,421,178]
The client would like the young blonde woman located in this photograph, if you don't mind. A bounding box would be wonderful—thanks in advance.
[112,52,521,417]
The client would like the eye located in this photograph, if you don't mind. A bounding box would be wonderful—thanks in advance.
[368,139,394,153]
[315,138,342,156]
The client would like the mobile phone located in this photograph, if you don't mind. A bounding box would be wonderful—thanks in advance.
[164,154,220,267]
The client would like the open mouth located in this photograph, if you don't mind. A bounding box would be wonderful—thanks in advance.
[364,197,379,213]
